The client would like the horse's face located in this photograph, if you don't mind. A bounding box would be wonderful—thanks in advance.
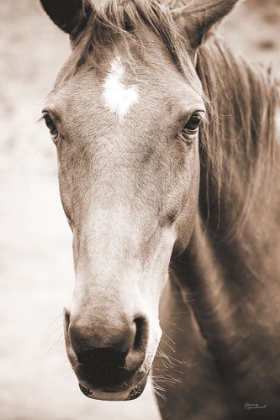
[40,0,239,402]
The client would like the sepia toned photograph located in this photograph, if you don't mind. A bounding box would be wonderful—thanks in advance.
[1,0,280,419]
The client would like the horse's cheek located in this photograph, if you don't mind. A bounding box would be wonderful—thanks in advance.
[174,148,200,253]
[57,152,73,222]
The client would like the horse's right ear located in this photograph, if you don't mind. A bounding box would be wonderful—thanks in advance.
[40,0,93,37]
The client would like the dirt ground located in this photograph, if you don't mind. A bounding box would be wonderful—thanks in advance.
[0,1,279,419]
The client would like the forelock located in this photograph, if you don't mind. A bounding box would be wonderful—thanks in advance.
[59,0,198,89]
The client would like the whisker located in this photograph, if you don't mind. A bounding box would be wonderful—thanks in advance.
[160,340,175,353]
[162,332,175,345]
[160,318,184,331]
[27,137,51,175]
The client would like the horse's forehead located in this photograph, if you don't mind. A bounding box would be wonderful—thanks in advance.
[83,54,197,105]
[50,39,204,132]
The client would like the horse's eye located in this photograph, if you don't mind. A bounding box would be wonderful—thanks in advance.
[43,114,58,140]
[183,114,203,134]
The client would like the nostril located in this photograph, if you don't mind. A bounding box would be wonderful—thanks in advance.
[66,312,149,371]
[133,317,148,351]
[63,308,70,332]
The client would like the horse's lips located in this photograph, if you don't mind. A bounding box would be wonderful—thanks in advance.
[78,373,148,401]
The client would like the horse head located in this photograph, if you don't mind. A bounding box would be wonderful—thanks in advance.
[40,0,239,401]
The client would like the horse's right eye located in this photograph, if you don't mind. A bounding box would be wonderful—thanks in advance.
[43,114,58,140]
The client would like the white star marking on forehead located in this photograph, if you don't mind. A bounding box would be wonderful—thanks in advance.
[102,57,139,121]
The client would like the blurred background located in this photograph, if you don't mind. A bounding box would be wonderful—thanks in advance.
[0,0,279,419]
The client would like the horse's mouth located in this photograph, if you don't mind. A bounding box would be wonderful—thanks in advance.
[64,324,154,401]
[77,372,149,401]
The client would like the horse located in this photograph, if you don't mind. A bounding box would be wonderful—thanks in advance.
[39,0,280,418]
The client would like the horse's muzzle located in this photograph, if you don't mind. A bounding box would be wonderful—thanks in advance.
[63,308,151,400]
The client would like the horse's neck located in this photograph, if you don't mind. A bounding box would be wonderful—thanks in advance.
[173,209,280,384]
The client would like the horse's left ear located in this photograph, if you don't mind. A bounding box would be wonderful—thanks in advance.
[172,0,240,50]
[40,0,93,37]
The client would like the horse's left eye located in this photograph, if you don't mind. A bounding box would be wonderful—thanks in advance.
[183,114,203,134]
[43,114,58,140]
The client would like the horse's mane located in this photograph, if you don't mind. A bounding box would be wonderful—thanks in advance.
[196,39,279,240]
[67,0,279,241]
